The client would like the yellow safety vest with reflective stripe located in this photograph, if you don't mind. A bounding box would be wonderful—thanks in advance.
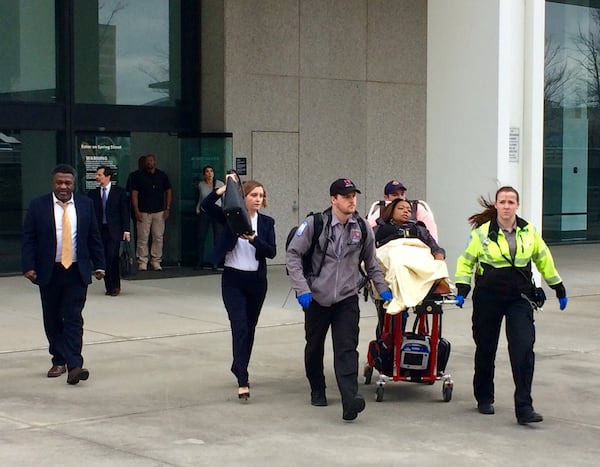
[455,218,561,296]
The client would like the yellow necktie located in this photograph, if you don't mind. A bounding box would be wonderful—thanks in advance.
[58,201,73,268]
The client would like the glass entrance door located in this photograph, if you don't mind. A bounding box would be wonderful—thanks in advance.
[545,1,600,242]
[179,134,232,267]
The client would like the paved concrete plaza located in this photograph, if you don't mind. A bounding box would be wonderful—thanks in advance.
[1,244,599,466]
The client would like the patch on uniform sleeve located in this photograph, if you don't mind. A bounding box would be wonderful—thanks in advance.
[296,220,308,236]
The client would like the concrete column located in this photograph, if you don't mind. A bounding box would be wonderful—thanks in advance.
[427,0,546,272]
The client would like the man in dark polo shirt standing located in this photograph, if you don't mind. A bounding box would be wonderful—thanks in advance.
[131,154,172,271]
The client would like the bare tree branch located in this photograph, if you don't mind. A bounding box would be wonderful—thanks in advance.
[545,37,575,108]
[571,11,600,108]
[99,1,128,48]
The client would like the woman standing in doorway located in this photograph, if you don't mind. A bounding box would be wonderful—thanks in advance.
[194,165,224,270]
[201,174,276,400]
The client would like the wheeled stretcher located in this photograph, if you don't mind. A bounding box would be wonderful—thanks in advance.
[363,238,457,402]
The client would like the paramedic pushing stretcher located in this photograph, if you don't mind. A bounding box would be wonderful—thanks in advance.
[455,186,568,425]
[286,178,392,422]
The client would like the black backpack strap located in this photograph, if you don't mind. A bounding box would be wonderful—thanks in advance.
[356,215,368,258]
[309,212,323,257]
[312,211,332,277]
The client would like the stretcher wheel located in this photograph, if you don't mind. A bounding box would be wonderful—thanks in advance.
[375,386,384,402]
[363,364,373,385]
[442,379,453,402]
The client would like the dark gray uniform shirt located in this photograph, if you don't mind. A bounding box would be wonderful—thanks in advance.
[286,210,388,306]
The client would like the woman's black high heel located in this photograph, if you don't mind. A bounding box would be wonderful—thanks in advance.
[238,386,250,401]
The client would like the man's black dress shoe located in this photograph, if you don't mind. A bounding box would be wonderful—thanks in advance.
[517,411,543,425]
[342,394,366,421]
[67,368,90,385]
[310,389,328,406]
[47,365,66,378]
[477,403,495,415]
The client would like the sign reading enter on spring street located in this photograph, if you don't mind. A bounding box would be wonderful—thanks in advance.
[235,157,247,175]
[509,127,520,163]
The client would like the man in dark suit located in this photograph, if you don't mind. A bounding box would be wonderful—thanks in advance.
[90,165,131,296]
[22,164,105,385]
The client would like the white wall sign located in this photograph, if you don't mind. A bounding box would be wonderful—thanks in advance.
[509,127,520,163]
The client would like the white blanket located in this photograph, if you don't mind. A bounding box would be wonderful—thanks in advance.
[376,238,450,314]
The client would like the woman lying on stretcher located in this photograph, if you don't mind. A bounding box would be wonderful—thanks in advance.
[371,199,449,336]
[374,198,445,260]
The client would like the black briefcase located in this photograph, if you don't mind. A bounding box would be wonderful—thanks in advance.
[222,174,253,236]
[119,240,137,277]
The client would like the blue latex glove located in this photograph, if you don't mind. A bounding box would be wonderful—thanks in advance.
[558,296,568,311]
[297,292,312,309]
[455,295,465,308]
[380,290,393,302]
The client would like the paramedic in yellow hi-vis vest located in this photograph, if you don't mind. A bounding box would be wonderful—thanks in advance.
[454,186,568,426]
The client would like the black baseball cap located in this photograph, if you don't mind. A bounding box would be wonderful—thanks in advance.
[330,178,362,196]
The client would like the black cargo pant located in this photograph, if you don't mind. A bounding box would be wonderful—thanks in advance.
[304,295,360,405]
[472,289,536,417]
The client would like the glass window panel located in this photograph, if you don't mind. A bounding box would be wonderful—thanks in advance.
[0,130,57,274]
[544,1,600,242]
[0,0,56,102]
[74,0,181,106]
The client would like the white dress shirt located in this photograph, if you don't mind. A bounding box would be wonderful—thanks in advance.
[53,193,78,263]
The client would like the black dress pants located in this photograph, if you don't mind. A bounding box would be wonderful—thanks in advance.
[472,289,536,416]
[101,224,120,291]
[304,295,360,405]
[221,267,267,387]
[39,264,88,369]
